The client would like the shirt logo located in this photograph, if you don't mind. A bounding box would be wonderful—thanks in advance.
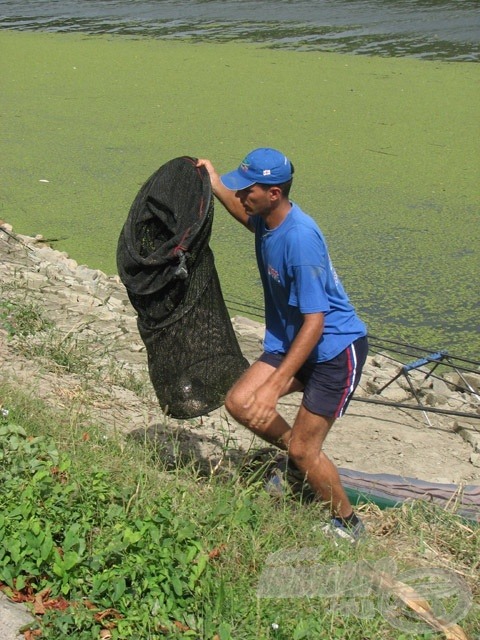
[268,265,280,283]
[329,257,340,286]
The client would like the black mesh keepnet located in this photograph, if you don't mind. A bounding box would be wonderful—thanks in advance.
[117,156,249,419]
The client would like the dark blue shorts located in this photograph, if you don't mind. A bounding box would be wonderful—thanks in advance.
[259,335,368,418]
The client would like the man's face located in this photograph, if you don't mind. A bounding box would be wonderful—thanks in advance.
[235,184,276,216]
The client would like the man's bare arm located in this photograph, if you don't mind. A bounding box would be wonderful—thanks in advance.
[269,312,325,390]
[197,158,252,230]
[244,312,325,426]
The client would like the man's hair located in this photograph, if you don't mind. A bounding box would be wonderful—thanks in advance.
[257,162,295,198]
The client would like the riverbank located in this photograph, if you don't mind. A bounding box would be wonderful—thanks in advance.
[1,221,480,638]
[1,220,479,483]
[1,29,479,355]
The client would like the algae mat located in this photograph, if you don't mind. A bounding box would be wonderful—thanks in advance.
[1,30,479,356]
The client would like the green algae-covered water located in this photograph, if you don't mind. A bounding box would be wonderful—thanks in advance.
[1,30,479,357]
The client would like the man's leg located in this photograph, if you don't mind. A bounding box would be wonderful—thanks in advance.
[225,359,302,449]
[226,357,362,537]
[286,337,368,520]
[288,405,353,519]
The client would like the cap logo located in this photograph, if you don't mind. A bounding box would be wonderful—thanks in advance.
[221,149,291,190]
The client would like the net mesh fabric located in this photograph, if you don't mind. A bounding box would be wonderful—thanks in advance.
[117,156,249,418]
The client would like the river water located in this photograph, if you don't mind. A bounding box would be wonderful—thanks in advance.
[1,0,479,61]
[2,1,479,355]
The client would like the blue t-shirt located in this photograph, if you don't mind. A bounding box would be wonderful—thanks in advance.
[251,203,367,362]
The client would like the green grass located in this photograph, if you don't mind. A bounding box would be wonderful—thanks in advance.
[0,296,52,338]
[0,380,479,639]
[0,275,479,638]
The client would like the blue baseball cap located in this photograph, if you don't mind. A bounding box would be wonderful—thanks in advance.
[220,148,293,190]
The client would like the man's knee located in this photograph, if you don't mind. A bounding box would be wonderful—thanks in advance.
[225,385,244,421]
[288,437,328,471]
[288,439,312,468]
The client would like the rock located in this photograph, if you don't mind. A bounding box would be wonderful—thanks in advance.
[371,355,388,368]
[378,386,409,403]
[0,591,34,640]
[365,375,392,394]
[432,377,451,397]
[22,272,48,289]
[0,221,14,232]
[454,420,480,453]
[470,452,480,468]
[105,295,129,311]
[443,371,480,394]
[423,390,449,407]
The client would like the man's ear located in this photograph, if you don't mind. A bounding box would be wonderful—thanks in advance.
[268,186,282,201]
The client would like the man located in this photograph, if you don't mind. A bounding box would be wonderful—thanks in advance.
[197,148,368,541]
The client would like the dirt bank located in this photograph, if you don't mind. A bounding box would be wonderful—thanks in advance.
[1,222,479,489]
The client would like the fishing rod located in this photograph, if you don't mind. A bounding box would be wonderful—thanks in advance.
[225,294,479,373]
[368,343,480,384]
[224,296,264,319]
[367,348,478,400]
[0,225,27,246]
[353,396,480,419]
[368,335,480,368]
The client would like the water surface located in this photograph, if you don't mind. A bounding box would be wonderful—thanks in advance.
[1,0,479,61]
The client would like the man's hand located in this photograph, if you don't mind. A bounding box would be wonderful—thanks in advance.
[243,313,325,429]
[196,158,220,192]
[196,157,251,228]
[197,158,218,182]
[243,380,281,428]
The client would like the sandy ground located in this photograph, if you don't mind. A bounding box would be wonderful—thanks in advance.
[1,320,479,488]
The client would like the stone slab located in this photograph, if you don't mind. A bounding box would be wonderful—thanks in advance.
[0,592,34,639]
